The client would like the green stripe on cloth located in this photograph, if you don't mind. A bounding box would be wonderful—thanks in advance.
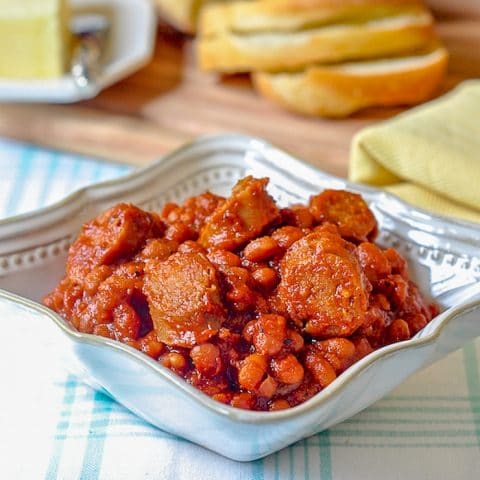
[464,343,480,448]
[44,375,78,479]
[329,429,478,438]
[251,458,264,480]
[49,430,480,448]
[274,452,279,480]
[303,439,309,480]
[53,411,480,429]
[289,444,294,478]
[5,147,33,216]
[79,391,114,479]
[36,153,60,207]
[317,430,332,480]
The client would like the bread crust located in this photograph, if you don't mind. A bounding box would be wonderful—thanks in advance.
[253,46,448,117]
[198,12,435,72]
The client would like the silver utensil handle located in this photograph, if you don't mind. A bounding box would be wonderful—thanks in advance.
[70,14,110,90]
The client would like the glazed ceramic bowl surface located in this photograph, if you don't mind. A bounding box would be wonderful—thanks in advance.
[0,134,479,461]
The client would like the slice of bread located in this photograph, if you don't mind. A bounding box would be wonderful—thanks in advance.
[198,10,436,73]
[253,45,448,117]
[200,0,427,35]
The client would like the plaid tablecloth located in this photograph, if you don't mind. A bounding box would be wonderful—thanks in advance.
[0,138,479,479]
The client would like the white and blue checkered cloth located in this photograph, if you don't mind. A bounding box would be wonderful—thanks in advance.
[0,138,479,479]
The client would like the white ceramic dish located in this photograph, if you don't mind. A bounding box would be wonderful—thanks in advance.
[0,0,155,103]
[0,134,479,461]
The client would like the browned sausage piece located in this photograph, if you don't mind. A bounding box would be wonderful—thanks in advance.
[199,176,280,250]
[143,252,226,348]
[277,231,368,337]
[309,189,377,242]
[67,203,164,284]
[357,242,391,284]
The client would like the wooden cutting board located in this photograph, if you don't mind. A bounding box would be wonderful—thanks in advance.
[0,15,479,178]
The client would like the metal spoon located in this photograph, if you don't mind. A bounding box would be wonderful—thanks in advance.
[70,13,110,90]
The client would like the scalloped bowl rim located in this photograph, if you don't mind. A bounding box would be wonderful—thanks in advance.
[1,133,479,424]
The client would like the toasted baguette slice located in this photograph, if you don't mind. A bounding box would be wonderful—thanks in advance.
[253,46,448,117]
[201,0,427,35]
[198,11,435,73]
[155,0,204,33]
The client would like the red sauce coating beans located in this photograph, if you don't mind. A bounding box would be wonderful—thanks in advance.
[44,177,439,411]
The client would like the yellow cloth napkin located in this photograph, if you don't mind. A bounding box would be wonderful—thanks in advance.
[349,80,480,223]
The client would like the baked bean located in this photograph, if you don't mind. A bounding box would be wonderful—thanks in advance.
[113,303,141,341]
[312,222,340,236]
[361,304,386,334]
[161,202,178,219]
[165,223,196,243]
[190,343,222,377]
[160,352,188,373]
[312,338,356,372]
[357,242,391,284]
[407,313,428,334]
[212,393,233,405]
[140,238,178,261]
[163,193,224,234]
[244,236,281,263]
[48,280,80,313]
[242,320,256,343]
[281,205,314,228]
[388,319,410,343]
[384,248,408,277]
[238,353,267,391]
[207,249,242,268]
[373,293,390,311]
[352,337,373,361]
[271,226,304,249]
[285,329,304,352]
[252,267,279,291]
[227,286,257,312]
[379,274,409,306]
[223,266,257,312]
[271,354,304,385]
[362,310,388,349]
[230,392,256,410]
[257,375,278,399]
[269,399,290,411]
[291,205,315,228]
[252,314,287,356]
[93,324,114,339]
[84,265,113,295]
[139,331,165,359]
[429,303,440,318]
[223,266,251,284]
[304,351,337,388]
[178,240,205,254]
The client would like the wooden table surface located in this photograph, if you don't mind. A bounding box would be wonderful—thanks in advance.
[0,10,479,178]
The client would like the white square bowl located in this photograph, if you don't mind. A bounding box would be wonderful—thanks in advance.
[0,134,479,461]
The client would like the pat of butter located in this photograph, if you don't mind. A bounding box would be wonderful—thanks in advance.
[0,0,71,79]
